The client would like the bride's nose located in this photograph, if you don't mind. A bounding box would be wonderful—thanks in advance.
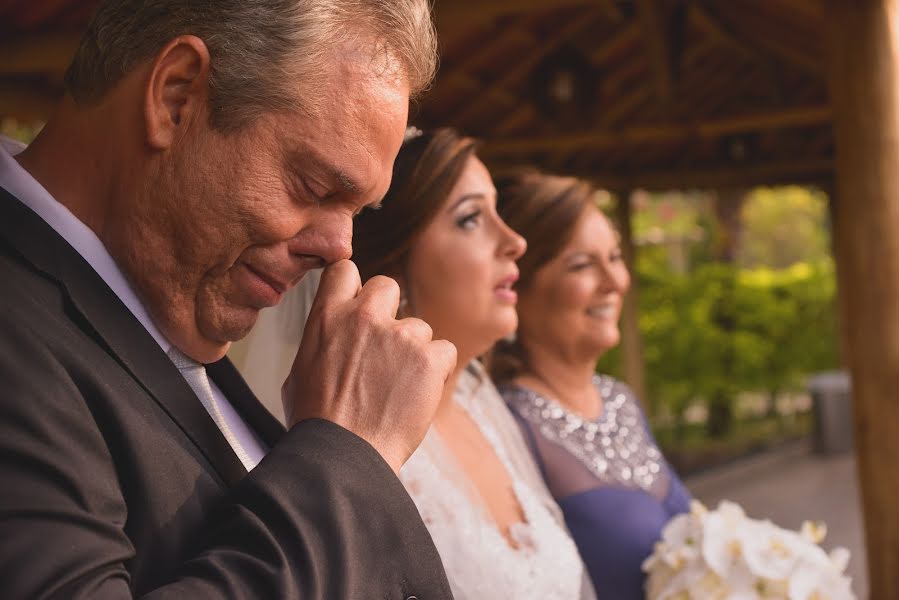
[499,219,527,261]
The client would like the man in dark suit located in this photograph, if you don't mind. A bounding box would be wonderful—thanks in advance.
[0,1,457,598]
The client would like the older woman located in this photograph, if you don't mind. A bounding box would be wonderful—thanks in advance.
[491,173,690,600]
[353,130,595,599]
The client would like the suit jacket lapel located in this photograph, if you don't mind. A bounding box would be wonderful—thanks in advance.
[0,186,248,487]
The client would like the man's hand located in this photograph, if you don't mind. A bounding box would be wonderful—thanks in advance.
[282,260,456,473]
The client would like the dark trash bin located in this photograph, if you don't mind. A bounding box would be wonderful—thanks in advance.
[807,371,854,455]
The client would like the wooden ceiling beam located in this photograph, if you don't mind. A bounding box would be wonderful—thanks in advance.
[635,0,676,103]
[482,105,832,155]
[690,3,785,103]
[434,17,533,88]
[690,3,761,63]
[448,12,603,128]
[493,104,536,136]
[452,73,519,106]
[597,0,625,24]
[0,83,57,120]
[698,1,822,75]
[593,158,832,191]
[591,21,640,66]
[0,33,81,74]
[595,82,653,126]
[487,158,832,191]
[434,0,601,28]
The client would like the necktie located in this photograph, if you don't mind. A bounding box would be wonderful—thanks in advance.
[168,346,255,471]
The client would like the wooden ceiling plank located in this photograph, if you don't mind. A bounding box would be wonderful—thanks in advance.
[690,3,761,62]
[596,0,625,24]
[596,83,653,127]
[435,16,534,90]
[434,0,596,28]
[481,105,832,155]
[591,21,640,67]
[0,82,56,119]
[493,104,536,136]
[448,11,604,128]
[0,32,81,74]
[490,157,832,191]
[591,158,833,191]
[690,3,786,102]
[700,1,822,75]
[453,73,519,106]
[635,0,675,103]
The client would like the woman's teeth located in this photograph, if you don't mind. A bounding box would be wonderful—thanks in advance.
[586,305,616,318]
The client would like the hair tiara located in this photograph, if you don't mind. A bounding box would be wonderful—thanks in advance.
[403,125,424,143]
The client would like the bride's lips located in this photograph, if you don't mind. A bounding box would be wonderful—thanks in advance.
[494,271,519,304]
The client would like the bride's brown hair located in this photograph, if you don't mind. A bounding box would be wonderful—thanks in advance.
[353,127,477,283]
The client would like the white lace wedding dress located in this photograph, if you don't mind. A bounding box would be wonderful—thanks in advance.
[401,362,593,600]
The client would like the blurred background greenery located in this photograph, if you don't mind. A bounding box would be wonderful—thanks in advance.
[601,186,837,473]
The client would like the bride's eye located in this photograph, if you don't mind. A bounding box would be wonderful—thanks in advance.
[456,210,482,230]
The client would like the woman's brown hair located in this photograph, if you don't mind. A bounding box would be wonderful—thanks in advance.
[353,127,477,283]
[489,172,599,382]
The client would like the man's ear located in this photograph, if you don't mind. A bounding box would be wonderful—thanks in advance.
[144,35,211,150]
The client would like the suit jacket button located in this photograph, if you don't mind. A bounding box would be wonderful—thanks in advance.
[405,596,418,600]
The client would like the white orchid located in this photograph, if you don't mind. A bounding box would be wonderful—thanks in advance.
[643,500,856,600]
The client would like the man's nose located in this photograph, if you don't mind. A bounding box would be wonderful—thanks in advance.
[288,213,353,265]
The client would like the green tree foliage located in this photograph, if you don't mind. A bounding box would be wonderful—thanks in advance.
[628,258,838,437]
[599,187,839,439]
[739,186,831,268]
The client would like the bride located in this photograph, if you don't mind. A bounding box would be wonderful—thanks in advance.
[351,128,595,599]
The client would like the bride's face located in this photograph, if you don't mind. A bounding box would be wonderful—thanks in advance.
[403,156,526,360]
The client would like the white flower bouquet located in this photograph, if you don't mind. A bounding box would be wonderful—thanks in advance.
[642,500,855,600]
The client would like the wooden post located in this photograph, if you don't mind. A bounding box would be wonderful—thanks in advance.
[614,191,649,412]
[826,1,899,595]
[822,180,848,369]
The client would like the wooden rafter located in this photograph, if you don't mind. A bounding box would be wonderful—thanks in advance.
[700,1,822,75]
[451,73,519,107]
[690,3,761,63]
[595,81,653,126]
[0,33,81,74]
[0,82,57,119]
[591,21,640,66]
[635,0,677,103]
[481,106,832,155]
[432,16,533,91]
[488,157,832,191]
[448,11,603,128]
[434,0,598,28]
[492,104,536,136]
[690,3,784,102]
[588,158,833,191]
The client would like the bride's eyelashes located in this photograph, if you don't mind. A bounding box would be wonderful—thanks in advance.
[456,209,482,230]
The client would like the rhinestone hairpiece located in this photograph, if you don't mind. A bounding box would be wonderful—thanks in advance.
[403,125,424,143]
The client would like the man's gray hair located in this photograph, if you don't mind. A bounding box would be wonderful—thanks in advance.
[64,0,438,130]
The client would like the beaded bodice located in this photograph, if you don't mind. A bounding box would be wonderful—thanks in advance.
[502,375,667,497]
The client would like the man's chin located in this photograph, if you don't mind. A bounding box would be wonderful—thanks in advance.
[192,307,260,361]
[215,310,261,342]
